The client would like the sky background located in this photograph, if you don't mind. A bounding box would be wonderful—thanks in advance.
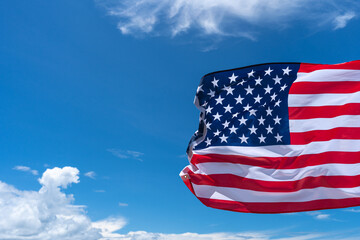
[1,0,360,239]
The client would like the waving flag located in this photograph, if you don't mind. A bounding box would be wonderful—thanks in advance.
[180,61,360,213]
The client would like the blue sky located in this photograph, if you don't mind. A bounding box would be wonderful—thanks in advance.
[1,0,360,239]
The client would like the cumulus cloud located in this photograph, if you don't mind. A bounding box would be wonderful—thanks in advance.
[1,167,357,240]
[107,149,144,161]
[13,165,39,175]
[0,166,104,240]
[333,11,356,29]
[98,0,360,38]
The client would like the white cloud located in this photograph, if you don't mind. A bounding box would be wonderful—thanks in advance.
[39,166,79,189]
[344,208,360,213]
[307,211,331,220]
[97,231,328,240]
[98,0,360,38]
[85,171,97,179]
[94,189,106,193]
[2,167,359,240]
[118,202,128,207]
[93,217,127,239]
[333,12,356,29]
[107,149,144,161]
[315,214,330,220]
[13,165,38,175]
[0,166,103,240]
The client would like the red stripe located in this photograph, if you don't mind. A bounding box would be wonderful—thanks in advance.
[188,170,360,192]
[289,81,360,94]
[288,103,360,119]
[290,127,360,145]
[196,197,360,213]
[191,152,360,169]
[299,61,360,73]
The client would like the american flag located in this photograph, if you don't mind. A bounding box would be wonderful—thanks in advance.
[180,61,360,213]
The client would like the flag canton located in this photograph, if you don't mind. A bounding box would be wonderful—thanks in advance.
[191,63,300,150]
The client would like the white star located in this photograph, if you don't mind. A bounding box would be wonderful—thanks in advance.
[207,89,215,98]
[254,94,262,103]
[258,116,265,125]
[215,95,225,105]
[255,76,263,85]
[238,116,247,125]
[205,121,211,129]
[258,134,266,143]
[273,115,282,124]
[237,79,246,86]
[249,109,257,116]
[197,85,204,93]
[249,125,258,134]
[235,95,244,104]
[223,86,235,95]
[275,133,283,142]
[229,73,238,83]
[205,137,212,146]
[243,104,251,111]
[282,66,292,75]
[245,85,254,95]
[239,134,248,143]
[201,101,207,107]
[214,130,221,136]
[280,84,288,91]
[224,104,233,113]
[264,85,272,94]
[266,125,273,134]
[270,93,277,101]
[213,112,222,121]
[274,99,282,107]
[264,67,273,76]
[229,125,238,134]
[248,70,255,78]
[273,75,282,85]
[211,77,219,87]
[266,107,273,116]
[205,106,213,114]
[219,134,228,143]
[232,112,239,118]
[222,120,230,128]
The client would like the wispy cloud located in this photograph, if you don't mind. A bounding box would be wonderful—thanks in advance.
[85,171,97,179]
[118,202,129,207]
[333,11,356,29]
[13,165,38,175]
[95,189,106,193]
[306,211,331,221]
[344,208,360,213]
[107,148,144,161]
[98,0,360,39]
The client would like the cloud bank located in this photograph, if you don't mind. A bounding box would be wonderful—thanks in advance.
[0,166,102,239]
[2,166,359,240]
[99,0,358,38]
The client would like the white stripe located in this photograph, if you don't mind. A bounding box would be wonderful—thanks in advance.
[193,184,360,203]
[192,139,360,158]
[296,69,360,83]
[193,162,360,182]
[289,115,360,132]
[288,92,360,107]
